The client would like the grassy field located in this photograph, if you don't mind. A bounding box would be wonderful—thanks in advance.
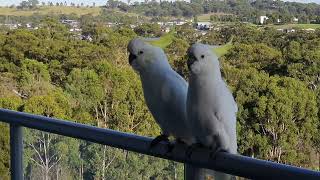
[197,13,234,22]
[0,6,102,16]
[267,24,320,29]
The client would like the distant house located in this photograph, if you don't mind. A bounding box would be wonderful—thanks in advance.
[161,26,170,33]
[3,23,19,30]
[61,19,78,24]
[129,24,136,29]
[196,22,212,30]
[285,29,295,33]
[69,28,82,32]
[82,35,93,42]
[156,20,186,32]
[175,20,186,26]
[293,17,299,23]
[159,20,187,27]
[61,20,79,28]
[277,28,296,33]
[259,16,269,24]
[157,22,165,26]
[166,22,175,26]
[106,22,116,28]
[186,19,193,23]
[26,23,32,28]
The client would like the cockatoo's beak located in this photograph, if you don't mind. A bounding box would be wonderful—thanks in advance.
[129,53,137,65]
[187,53,197,70]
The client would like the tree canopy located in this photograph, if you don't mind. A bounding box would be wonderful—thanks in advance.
[0,17,319,179]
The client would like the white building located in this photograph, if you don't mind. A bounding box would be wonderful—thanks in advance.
[3,23,19,29]
[286,29,295,33]
[161,26,170,33]
[26,23,32,28]
[70,28,82,32]
[129,24,137,29]
[293,17,299,22]
[166,22,174,26]
[196,22,212,30]
[106,22,116,27]
[157,22,165,26]
[61,20,79,28]
[175,20,186,26]
[259,16,269,24]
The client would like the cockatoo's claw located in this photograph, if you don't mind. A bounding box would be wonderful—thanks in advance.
[149,134,169,149]
[165,138,187,155]
[209,147,227,159]
[185,147,193,159]
[175,138,187,144]
[185,143,203,159]
[166,143,175,154]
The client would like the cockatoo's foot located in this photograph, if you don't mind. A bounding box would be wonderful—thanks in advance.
[166,142,175,154]
[185,143,204,159]
[166,138,187,154]
[149,134,170,149]
[209,147,228,159]
[175,138,186,144]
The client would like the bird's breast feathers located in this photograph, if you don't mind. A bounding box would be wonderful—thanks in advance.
[161,83,172,103]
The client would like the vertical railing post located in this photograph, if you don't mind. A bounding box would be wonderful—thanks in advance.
[10,124,23,180]
[184,164,205,180]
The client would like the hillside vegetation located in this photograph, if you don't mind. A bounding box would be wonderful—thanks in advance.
[2,0,320,25]
[0,6,102,16]
[268,23,320,29]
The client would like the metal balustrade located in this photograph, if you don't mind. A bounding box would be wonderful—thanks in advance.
[0,108,319,180]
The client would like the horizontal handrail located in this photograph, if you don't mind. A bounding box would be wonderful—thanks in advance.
[0,108,319,180]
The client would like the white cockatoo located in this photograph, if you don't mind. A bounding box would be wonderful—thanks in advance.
[186,43,238,180]
[127,38,195,147]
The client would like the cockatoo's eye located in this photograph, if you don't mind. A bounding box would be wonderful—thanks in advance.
[201,55,205,59]
[139,51,144,55]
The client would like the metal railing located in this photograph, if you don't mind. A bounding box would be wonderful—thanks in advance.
[0,108,319,180]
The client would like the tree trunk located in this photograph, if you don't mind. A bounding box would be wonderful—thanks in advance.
[79,161,84,180]
[102,145,107,179]
[56,165,59,180]
[79,163,81,180]
[81,162,84,180]
[45,169,49,180]
[95,107,100,127]
[173,162,177,180]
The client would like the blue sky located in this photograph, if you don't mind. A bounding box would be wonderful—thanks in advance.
[0,0,319,6]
